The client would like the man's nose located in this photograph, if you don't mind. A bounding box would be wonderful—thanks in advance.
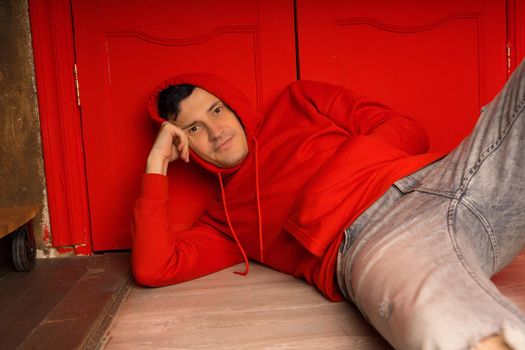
[208,121,223,141]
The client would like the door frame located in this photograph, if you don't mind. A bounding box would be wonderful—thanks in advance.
[29,0,91,254]
[28,0,525,255]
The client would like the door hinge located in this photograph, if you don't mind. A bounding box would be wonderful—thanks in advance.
[74,63,81,107]
[506,41,512,74]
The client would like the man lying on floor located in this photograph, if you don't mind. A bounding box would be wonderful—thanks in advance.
[132,60,525,350]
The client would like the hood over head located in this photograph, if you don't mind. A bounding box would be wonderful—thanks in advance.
[147,73,263,175]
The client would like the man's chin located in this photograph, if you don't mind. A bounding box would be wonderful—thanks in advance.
[216,159,241,168]
[215,154,247,168]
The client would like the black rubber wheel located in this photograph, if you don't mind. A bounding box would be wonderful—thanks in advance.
[12,223,36,272]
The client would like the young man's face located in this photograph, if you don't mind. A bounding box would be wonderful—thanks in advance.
[174,87,249,168]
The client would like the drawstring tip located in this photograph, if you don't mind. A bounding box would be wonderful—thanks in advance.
[233,264,249,276]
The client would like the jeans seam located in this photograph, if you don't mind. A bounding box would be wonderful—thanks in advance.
[459,196,499,273]
[414,187,457,198]
[460,95,525,193]
[447,196,525,323]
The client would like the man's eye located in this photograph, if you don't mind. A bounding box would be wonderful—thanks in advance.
[186,125,201,135]
[213,106,222,115]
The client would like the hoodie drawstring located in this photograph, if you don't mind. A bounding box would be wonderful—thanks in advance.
[217,136,264,276]
[218,173,249,275]
[253,137,264,263]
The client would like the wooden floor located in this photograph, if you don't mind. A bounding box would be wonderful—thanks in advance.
[0,252,131,349]
[103,250,525,349]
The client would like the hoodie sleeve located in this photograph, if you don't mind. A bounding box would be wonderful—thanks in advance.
[289,80,430,155]
[282,80,439,258]
[131,173,243,287]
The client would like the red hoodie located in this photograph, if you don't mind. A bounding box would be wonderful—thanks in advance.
[132,73,445,301]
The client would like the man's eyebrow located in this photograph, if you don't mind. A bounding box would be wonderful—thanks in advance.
[179,120,197,130]
[207,100,222,113]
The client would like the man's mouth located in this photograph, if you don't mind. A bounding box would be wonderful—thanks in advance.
[215,136,233,151]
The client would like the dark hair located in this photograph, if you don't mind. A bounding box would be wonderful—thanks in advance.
[157,84,196,121]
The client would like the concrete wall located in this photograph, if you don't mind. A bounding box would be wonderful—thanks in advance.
[0,0,50,255]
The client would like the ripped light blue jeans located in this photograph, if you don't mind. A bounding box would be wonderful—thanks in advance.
[336,59,525,350]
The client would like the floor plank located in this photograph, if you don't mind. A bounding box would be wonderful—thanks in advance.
[104,249,525,349]
[0,253,131,349]
[103,264,392,349]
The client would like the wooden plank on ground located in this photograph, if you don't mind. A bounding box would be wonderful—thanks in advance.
[103,249,525,350]
[103,263,393,350]
[0,253,131,349]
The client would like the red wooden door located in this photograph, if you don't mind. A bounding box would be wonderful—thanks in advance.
[297,0,508,152]
[71,0,296,251]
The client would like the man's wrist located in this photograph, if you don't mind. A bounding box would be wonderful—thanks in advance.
[146,156,169,175]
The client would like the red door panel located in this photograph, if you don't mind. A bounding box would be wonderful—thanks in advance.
[72,0,296,250]
[297,0,508,152]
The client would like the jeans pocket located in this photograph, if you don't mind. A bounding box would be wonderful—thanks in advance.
[393,175,420,194]
[339,226,358,254]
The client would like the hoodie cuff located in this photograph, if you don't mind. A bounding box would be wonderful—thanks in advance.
[140,173,169,200]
